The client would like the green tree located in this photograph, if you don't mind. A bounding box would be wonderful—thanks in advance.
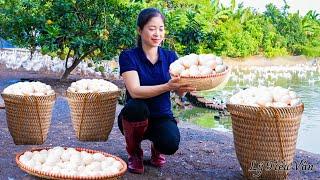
[1,0,142,80]
[38,0,142,80]
[0,0,44,59]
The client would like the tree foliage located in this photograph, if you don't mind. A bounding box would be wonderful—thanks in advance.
[1,0,320,79]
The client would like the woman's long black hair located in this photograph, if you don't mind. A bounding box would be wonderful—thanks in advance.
[136,8,165,48]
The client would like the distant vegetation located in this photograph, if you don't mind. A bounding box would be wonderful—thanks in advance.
[1,0,319,79]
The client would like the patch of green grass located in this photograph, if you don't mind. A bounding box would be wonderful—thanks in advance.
[173,106,232,129]
[173,107,212,121]
[193,113,217,128]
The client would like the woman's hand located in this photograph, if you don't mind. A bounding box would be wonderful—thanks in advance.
[166,77,195,92]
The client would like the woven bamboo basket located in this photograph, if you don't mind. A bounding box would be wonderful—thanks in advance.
[16,147,127,180]
[66,90,120,141]
[226,103,304,179]
[1,93,56,145]
[170,66,230,91]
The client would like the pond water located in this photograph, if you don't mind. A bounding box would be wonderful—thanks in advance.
[175,64,320,154]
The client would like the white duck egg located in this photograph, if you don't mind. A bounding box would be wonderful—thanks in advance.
[42,165,52,172]
[180,69,190,77]
[279,95,291,104]
[189,65,200,76]
[265,102,273,107]
[229,96,243,105]
[25,159,36,168]
[19,155,30,165]
[289,91,297,99]
[182,54,199,68]
[51,166,61,174]
[108,166,119,174]
[66,162,78,171]
[272,102,288,107]
[32,153,46,164]
[39,149,48,155]
[290,98,301,106]
[81,153,93,165]
[46,90,55,95]
[92,153,106,162]
[112,161,123,171]
[215,57,223,65]
[34,164,42,171]
[68,87,76,93]
[198,54,215,65]
[52,147,64,158]
[32,92,46,96]
[256,95,273,107]
[215,64,226,73]
[170,63,185,76]
[61,151,71,162]
[66,148,77,154]
[45,154,59,166]
[23,151,33,159]
[77,165,86,172]
[199,66,213,76]
[79,171,89,177]
[70,153,81,165]
[205,60,217,70]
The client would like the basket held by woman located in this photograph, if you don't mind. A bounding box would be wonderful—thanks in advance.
[169,53,230,91]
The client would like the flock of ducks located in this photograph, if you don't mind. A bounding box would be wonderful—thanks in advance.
[229,63,320,87]
[0,49,319,87]
[0,49,115,76]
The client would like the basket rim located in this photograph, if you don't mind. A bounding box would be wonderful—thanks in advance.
[170,66,230,79]
[226,102,304,110]
[66,90,120,95]
[16,147,127,180]
[1,93,56,98]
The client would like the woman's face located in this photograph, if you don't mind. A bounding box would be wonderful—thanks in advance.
[139,16,165,48]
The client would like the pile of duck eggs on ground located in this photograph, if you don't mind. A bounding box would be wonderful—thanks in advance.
[18,147,123,177]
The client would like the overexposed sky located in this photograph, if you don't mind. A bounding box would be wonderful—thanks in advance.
[221,0,320,15]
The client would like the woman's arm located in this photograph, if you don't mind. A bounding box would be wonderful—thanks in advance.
[122,71,193,99]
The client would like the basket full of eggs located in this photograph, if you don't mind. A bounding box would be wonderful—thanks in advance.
[16,146,127,179]
[1,82,56,145]
[226,86,304,179]
[169,54,230,91]
[66,79,120,141]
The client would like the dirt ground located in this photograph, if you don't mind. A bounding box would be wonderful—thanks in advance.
[0,64,320,179]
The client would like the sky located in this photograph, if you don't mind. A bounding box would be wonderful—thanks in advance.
[220,0,320,15]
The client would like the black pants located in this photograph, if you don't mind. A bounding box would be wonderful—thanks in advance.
[118,99,180,155]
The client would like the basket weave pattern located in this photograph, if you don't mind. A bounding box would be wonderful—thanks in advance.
[1,94,56,145]
[227,103,304,179]
[66,91,120,141]
[16,147,127,180]
[171,67,230,91]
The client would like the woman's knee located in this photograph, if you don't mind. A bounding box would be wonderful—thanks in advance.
[155,133,180,155]
[117,114,124,135]
[122,99,149,121]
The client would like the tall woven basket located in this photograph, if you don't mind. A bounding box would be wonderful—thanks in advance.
[226,103,304,179]
[1,94,56,145]
[66,91,120,141]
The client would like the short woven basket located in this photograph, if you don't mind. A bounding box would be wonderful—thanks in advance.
[16,147,127,180]
[226,103,304,179]
[171,67,230,91]
[66,90,120,141]
[1,93,56,145]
